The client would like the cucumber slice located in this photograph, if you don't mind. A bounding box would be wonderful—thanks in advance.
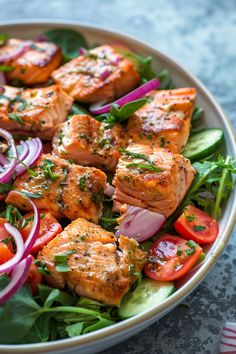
[183,128,223,161]
[118,278,175,319]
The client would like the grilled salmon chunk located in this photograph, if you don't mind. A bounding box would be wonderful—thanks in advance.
[0,38,62,85]
[0,85,73,140]
[53,114,127,172]
[38,218,146,306]
[113,144,195,217]
[6,154,106,222]
[51,45,140,103]
[127,88,197,153]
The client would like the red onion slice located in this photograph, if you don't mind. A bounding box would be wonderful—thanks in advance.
[116,205,165,242]
[0,153,9,166]
[0,73,7,85]
[79,47,87,55]
[0,129,18,183]
[220,323,236,353]
[35,34,48,42]
[7,191,40,258]
[0,255,32,305]
[0,223,25,274]
[104,184,115,197]
[15,138,43,176]
[0,40,33,63]
[100,69,110,80]
[89,78,160,115]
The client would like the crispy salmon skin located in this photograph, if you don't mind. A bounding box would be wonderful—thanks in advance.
[0,85,73,140]
[127,88,197,153]
[53,114,127,172]
[51,45,140,103]
[113,143,195,217]
[38,218,146,306]
[6,154,106,222]
[0,38,62,85]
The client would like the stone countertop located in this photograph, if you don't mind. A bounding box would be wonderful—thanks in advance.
[0,1,236,353]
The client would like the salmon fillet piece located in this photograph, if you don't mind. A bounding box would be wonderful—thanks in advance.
[53,114,127,172]
[51,45,140,103]
[38,218,146,306]
[127,88,197,153]
[0,38,62,85]
[5,154,106,222]
[0,85,73,140]
[113,144,195,217]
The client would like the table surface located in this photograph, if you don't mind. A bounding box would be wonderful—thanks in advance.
[1,1,236,353]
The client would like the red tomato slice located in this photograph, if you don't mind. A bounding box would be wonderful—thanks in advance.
[0,242,14,265]
[0,218,14,252]
[20,210,62,254]
[174,205,219,244]
[144,234,203,281]
[27,258,42,294]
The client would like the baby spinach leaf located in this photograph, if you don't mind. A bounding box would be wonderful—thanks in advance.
[0,276,41,344]
[44,28,88,62]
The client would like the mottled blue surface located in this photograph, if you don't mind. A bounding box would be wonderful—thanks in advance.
[0,1,236,353]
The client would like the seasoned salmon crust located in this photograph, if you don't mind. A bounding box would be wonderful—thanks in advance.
[38,218,146,306]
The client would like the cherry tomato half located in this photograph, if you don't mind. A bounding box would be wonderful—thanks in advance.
[0,218,14,252]
[174,205,219,244]
[20,210,62,254]
[144,234,203,281]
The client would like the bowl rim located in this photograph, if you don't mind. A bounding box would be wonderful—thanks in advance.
[0,19,236,353]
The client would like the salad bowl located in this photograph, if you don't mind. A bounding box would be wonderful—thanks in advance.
[0,20,236,354]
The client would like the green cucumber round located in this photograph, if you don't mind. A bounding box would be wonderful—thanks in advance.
[118,278,175,319]
[183,128,224,161]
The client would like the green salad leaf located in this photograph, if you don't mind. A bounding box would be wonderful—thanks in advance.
[96,98,148,129]
[44,28,89,62]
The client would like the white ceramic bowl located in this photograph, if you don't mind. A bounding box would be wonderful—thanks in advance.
[0,20,235,354]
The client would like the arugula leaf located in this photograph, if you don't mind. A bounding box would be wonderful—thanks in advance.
[54,250,76,273]
[97,99,148,129]
[68,102,92,119]
[0,33,8,46]
[44,28,88,62]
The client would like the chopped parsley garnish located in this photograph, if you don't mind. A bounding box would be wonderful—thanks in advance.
[185,214,196,222]
[0,65,14,72]
[57,129,65,145]
[5,205,23,227]
[0,33,8,46]
[177,246,182,256]
[186,240,197,256]
[92,191,104,204]
[20,213,45,229]
[118,147,154,165]
[34,260,50,276]
[21,191,43,199]
[79,176,86,191]
[193,225,206,232]
[126,163,163,173]
[42,159,58,181]
[54,250,76,273]
[160,136,165,147]
[9,113,25,125]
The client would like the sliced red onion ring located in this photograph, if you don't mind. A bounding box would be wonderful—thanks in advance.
[0,40,33,63]
[89,78,160,115]
[104,184,115,197]
[0,223,25,274]
[0,129,18,183]
[0,153,9,165]
[0,73,7,85]
[0,255,32,305]
[7,191,40,258]
[116,205,165,242]
[15,138,43,176]
[220,322,236,353]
